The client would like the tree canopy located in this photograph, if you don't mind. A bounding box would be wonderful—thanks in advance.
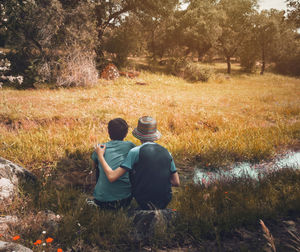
[1,0,300,86]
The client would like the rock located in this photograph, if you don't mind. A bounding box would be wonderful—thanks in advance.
[0,178,15,200]
[0,241,32,252]
[135,82,148,86]
[0,215,18,233]
[35,210,61,233]
[130,209,177,242]
[100,63,120,80]
[0,157,36,202]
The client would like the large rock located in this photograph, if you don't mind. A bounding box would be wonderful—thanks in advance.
[0,241,32,252]
[100,63,120,80]
[0,157,36,201]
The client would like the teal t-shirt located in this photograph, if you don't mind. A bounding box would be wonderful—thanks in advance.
[91,140,135,202]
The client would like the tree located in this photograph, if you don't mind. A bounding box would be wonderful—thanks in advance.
[217,0,257,74]
[239,8,299,75]
[131,0,179,60]
[92,0,179,68]
[178,0,222,61]
[254,10,283,75]
[286,0,300,27]
[2,0,98,86]
[103,15,145,66]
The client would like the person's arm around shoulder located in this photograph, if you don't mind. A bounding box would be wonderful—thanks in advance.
[96,144,127,183]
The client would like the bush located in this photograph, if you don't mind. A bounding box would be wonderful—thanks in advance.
[166,58,214,82]
[56,47,98,87]
[274,53,300,76]
[183,63,214,82]
[166,57,188,76]
[240,54,258,73]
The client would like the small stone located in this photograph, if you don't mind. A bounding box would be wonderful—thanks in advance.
[136,82,148,85]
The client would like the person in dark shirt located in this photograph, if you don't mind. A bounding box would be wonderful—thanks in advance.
[95,116,180,210]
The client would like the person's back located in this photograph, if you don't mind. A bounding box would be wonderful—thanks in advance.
[92,140,134,203]
[129,142,174,209]
[90,118,135,209]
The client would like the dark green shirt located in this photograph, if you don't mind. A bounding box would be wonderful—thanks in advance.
[120,142,176,208]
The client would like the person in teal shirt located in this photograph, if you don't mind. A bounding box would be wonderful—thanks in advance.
[95,116,180,210]
[89,118,135,209]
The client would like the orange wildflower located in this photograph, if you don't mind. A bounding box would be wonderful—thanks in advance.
[34,240,42,245]
[172,209,177,211]
[46,237,54,243]
[224,192,228,194]
[13,235,20,240]
[57,249,63,252]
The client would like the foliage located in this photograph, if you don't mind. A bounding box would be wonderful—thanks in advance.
[274,50,300,76]
[217,0,258,74]
[166,57,189,75]
[2,0,98,86]
[103,16,144,67]
[239,10,285,74]
[239,39,259,73]
[0,50,23,87]
[286,0,300,28]
[177,0,222,60]
[56,46,98,87]
[183,62,214,82]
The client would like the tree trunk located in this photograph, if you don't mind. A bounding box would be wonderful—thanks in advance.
[260,47,265,75]
[151,30,156,61]
[198,49,203,62]
[226,56,231,74]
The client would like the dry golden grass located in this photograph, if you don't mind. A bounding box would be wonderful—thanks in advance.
[0,69,299,171]
[1,66,300,250]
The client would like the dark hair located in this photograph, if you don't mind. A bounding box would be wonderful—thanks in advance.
[108,118,129,140]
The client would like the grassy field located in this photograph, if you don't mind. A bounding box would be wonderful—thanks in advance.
[1,69,300,169]
[1,66,300,250]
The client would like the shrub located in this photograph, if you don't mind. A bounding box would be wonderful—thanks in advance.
[274,53,300,76]
[240,54,258,73]
[183,63,214,82]
[166,57,188,76]
[166,58,214,82]
[56,47,98,87]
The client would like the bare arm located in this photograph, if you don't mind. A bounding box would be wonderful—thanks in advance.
[170,172,180,187]
[96,144,127,183]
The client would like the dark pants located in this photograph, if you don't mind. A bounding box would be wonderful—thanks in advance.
[94,196,132,210]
